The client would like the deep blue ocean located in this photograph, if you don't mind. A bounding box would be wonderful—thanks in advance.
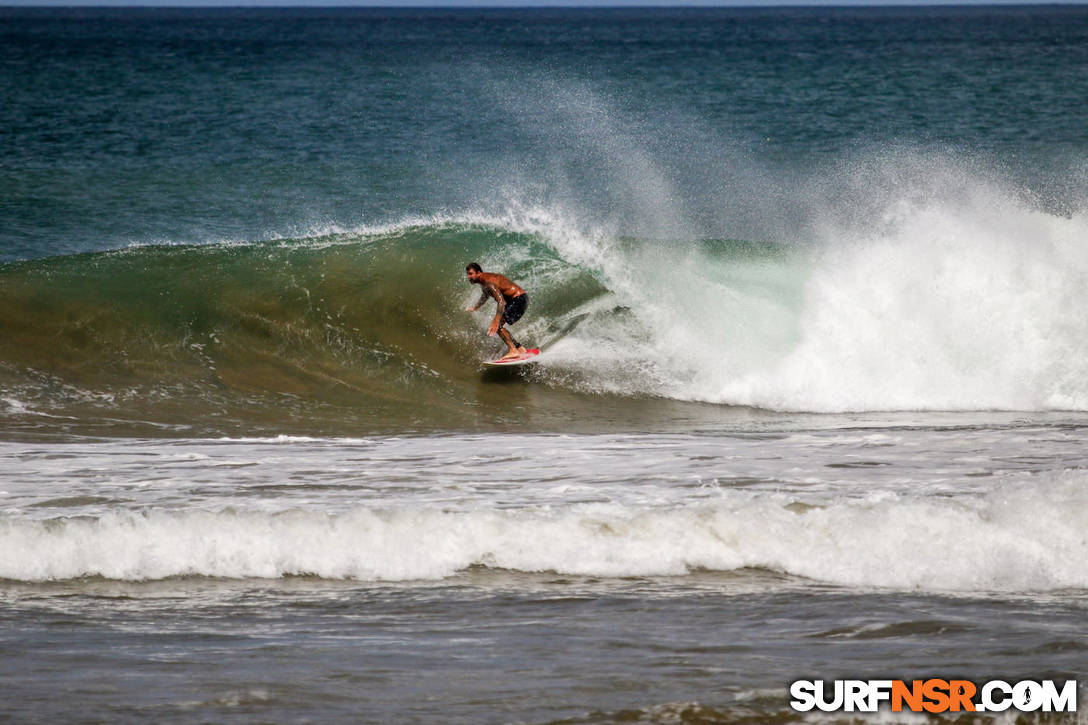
[2,7,1087,724]
[4,6,1087,262]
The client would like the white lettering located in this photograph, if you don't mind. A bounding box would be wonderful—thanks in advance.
[816,680,844,712]
[1013,681,1043,712]
[789,678,1077,714]
[868,680,894,711]
[789,681,817,712]
[1040,680,1077,712]
[844,680,869,712]
[982,680,1012,712]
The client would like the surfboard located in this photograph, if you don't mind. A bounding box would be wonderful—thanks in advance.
[482,348,541,367]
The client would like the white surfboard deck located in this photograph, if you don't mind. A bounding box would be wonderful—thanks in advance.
[482,348,541,367]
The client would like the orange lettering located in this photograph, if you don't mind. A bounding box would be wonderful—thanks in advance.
[948,680,976,712]
[892,680,924,712]
[922,679,951,713]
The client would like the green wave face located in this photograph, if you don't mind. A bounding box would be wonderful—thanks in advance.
[0,222,635,435]
[13,197,1080,436]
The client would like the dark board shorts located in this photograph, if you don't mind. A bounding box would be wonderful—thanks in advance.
[502,294,527,326]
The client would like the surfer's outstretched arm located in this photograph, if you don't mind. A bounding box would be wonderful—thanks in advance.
[465,290,490,312]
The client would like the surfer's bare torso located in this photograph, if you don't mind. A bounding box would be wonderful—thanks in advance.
[473,272,525,305]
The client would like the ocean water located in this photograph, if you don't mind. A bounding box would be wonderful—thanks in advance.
[2,6,1088,723]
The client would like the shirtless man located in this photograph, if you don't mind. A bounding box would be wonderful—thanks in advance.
[465,262,529,361]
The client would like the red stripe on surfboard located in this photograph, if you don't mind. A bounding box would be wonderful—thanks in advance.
[487,348,540,363]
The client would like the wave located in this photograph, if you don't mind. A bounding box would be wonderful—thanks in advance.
[3,471,1086,591]
[0,211,610,431]
[2,168,1088,431]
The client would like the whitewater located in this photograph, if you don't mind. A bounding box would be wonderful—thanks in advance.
[4,426,1088,590]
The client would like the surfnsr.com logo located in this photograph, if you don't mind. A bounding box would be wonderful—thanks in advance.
[790,679,1078,713]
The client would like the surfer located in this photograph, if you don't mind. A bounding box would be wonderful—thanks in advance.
[465,262,529,361]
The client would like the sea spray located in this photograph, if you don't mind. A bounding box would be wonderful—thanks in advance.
[712,166,1088,411]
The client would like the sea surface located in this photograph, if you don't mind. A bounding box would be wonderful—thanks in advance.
[2,6,1088,723]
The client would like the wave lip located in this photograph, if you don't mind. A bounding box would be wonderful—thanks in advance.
[4,473,1085,592]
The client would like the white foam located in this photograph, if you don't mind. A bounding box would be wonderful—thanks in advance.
[1,397,30,415]
[513,158,1088,413]
[714,180,1088,412]
[213,435,374,444]
[3,471,1085,591]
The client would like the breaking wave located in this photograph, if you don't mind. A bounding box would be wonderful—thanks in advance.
[2,162,1088,433]
[3,470,1086,592]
